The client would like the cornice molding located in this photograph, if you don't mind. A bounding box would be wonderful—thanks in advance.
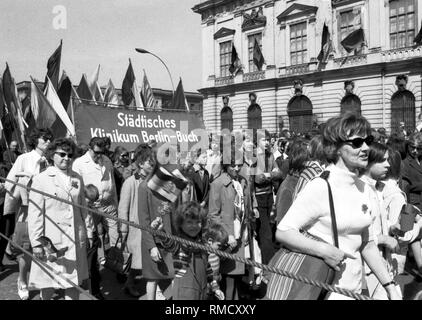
[214,27,236,40]
[277,3,318,25]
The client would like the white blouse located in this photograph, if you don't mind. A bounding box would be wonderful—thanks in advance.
[277,164,374,300]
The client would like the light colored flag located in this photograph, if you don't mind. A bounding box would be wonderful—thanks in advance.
[94,82,104,103]
[132,81,144,110]
[31,77,57,128]
[88,64,100,96]
[141,69,156,111]
[44,77,75,136]
[103,79,119,107]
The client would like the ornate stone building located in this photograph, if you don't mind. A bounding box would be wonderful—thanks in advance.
[192,0,422,135]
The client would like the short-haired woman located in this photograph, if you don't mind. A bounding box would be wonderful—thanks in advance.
[27,138,94,300]
[275,114,401,300]
[118,143,155,297]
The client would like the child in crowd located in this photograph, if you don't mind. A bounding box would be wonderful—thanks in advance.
[84,184,104,300]
[150,202,225,300]
[203,221,229,298]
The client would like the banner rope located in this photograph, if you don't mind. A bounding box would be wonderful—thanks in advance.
[0,231,96,300]
[0,177,373,300]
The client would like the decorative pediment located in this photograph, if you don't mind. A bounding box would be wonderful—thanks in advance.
[214,27,236,40]
[277,3,318,25]
[242,6,267,32]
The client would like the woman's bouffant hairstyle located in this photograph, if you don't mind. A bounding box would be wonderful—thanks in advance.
[387,133,406,160]
[133,143,156,166]
[287,138,310,174]
[45,138,76,165]
[367,142,388,167]
[26,128,54,150]
[309,134,328,165]
[387,149,402,180]
[323,114,372,164]
[173,201,207,236]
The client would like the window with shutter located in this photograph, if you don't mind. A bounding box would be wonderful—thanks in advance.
[338,7,362,56]
[219,41,232,77]
[287,95,313,134]
[340,94,362,115]
[221,107,233,132]
[247,103,262,130]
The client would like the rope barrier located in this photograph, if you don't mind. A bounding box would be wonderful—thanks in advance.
[0,231,96,300]
[0,176,373,300]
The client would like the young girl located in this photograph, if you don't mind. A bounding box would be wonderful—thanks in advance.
[151,202,225,300]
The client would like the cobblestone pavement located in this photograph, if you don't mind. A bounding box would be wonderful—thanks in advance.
[1,255,422,300]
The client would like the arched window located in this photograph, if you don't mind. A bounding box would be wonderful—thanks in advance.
[221,106,233,132]
[247,103,262,130]
[340,94,361,116]
[391,90,415,134]
[287,95,313,134]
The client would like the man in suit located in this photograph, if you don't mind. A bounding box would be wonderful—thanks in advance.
[189,149,210,208]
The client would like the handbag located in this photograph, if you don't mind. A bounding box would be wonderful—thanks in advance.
[265,171,339,300]
[104,234,132,275]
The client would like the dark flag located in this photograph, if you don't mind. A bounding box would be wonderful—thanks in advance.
[44,40,62,91]
[122,59,136,106]
[2,63,27,150]
[0,78,5,120]
[52,71,72,137]
[414,21,422,45]
[317,23,332,63]
[341,28,365,53]
[229,44,241,75]
[77,74,95,102]
[172,78,190,111]
[253,38,265,70]
[57,71,72,109]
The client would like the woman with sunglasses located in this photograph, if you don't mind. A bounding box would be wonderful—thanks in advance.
[27,138,94,300]
[274,113,401,300]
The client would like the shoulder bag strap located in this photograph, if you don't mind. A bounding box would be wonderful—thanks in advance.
[320,171,339,248]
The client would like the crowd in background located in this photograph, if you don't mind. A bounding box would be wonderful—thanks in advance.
[1,112,422,300]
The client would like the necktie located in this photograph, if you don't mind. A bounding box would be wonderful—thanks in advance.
[39,158,47,173]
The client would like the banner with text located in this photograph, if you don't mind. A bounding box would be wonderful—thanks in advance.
[74,103,207,151]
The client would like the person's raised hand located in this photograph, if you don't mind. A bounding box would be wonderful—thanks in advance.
[150,247,162,262]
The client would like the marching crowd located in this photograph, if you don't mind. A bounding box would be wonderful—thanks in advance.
[1,112,422,300]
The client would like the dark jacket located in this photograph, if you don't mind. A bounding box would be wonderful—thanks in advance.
[402,156,422,209]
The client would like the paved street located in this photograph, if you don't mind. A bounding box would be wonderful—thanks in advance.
[1,254,422,300]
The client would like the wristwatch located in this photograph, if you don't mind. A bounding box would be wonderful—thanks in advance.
[382,280,397,288]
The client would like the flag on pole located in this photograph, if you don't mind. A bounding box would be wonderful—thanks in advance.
[317,23,333,63]
[147,166,188,203]
[76,74,96,102]
[253,38,265,70]
[57,71,72,110]
[31,77,57,129]
[68,86,80,124]
[229,44,242,75]
[141,69,156,111]
[88,64,100,95]
[94,82,104,103]
[122,60,136,106]
[103,79,119,107]
[44,77,75,136]
[2,63,26,150]
[341,28,365,53]
[122,59,144,109]
[44,40,62,91]
[172,78,190,112]
[0,77,5,120]
[414,21,422,45]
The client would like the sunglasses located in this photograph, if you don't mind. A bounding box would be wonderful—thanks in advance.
[120,154,129,158]
[343,135,374,149]
[55,151,73,158]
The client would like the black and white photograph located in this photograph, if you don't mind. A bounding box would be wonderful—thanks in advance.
[1,0,422,305]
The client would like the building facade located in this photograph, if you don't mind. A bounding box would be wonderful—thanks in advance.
[192,0,422,135]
